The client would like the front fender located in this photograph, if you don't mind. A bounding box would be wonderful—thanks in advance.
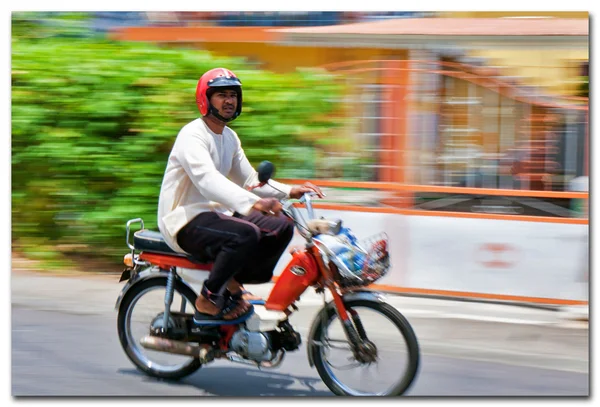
[306,290,388,368]
[114,266,197,311]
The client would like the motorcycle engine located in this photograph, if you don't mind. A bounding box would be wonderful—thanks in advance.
[229,328,273,362]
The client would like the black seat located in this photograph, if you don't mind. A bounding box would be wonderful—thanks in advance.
[133,230,209,265]
[134,230,182,255]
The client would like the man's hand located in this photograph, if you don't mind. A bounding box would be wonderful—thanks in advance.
[252,198,283,215]
[289,182,325,200]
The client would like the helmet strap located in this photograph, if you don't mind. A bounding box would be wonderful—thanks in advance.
[208,104,236,123]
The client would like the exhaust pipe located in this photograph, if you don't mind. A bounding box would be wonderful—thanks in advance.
[140,336,214,362]
[140,336,285,369]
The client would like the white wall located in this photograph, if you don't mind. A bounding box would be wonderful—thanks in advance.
[273,208,589,302]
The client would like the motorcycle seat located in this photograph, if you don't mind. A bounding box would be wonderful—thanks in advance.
[133,229,208,264]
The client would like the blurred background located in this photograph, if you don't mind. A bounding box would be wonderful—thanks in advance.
[10,10,590,398]
[11,11,589,271]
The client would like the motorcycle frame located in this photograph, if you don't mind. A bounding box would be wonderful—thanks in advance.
[118,193,365,353]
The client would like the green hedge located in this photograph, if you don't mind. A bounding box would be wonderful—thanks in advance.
[11,14,345,265]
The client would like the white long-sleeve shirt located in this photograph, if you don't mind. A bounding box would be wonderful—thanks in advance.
[158,118,292,253]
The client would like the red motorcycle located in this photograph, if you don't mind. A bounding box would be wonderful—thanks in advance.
[115,162,420,396]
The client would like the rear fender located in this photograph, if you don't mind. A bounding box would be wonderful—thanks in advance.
[114,266,196,310]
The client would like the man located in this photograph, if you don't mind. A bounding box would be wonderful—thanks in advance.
[158,67,323,323]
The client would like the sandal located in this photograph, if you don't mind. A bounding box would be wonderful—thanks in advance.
[193,282,254,325]
[230,289,265,305]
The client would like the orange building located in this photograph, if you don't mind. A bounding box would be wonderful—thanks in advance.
[112,16,588,192]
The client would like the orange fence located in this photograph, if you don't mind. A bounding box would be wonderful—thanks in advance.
[298,58,589,220]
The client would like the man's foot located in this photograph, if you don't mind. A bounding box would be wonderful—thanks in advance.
[227,280,261,305]
[194,296,235,320]
[193,307,253,325]
[241,290,263,302]
[194,285,250,321]
[226,295,252,316]
[233,282,263,301]
[229,289,263,305]
[193,296,252,323]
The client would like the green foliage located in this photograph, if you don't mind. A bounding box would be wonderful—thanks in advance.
[11,15,345,264]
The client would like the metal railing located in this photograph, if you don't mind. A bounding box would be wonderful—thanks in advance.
[289,59,588,218]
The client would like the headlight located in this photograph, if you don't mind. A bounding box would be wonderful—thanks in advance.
[306,218,342,235]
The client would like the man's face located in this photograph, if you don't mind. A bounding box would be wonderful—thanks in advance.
[210,88,238,120]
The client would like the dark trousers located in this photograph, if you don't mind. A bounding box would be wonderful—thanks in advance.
[176,210,295,294]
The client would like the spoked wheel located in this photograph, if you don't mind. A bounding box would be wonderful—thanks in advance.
[309,299,420,396]
[117,276,202,380]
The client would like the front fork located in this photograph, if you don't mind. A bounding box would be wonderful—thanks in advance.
[313,244,369,352]
[328,287,369,346]
[327,288,379,365]
[348,309,368,340]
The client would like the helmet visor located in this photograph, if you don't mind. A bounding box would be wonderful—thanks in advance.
[207,76,242,88]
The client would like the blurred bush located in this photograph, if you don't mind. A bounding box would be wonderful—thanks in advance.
[11,13,345,266]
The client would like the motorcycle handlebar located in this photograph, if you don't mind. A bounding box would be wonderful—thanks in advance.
[280,191,326,239]
[298,193,316,220]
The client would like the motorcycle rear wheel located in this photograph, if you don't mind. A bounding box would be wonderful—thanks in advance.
[117,277,202,380]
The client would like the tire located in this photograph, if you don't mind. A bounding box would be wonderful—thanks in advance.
[309,299,420,396]
[117,276,202,380]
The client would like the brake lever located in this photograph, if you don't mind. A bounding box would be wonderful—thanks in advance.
[298,191,322,201]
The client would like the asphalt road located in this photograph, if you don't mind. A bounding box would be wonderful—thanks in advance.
[11,271,589,397]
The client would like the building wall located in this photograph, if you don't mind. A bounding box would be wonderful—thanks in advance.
[193,40,587,97]
[436,12,589,96]
[198,42,406,73]
[467,49,589,96]
[438,11,589,19]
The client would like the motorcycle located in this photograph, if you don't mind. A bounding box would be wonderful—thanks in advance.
[115,162,420,396]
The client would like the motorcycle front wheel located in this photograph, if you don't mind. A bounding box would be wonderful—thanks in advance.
[117,276,202,380]
[309,299,420,396]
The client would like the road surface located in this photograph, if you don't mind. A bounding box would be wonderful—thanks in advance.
[11,270,589,396]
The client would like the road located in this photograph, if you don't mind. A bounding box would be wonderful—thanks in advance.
[11,270,589,396]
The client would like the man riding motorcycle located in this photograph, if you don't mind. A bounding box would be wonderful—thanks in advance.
[157,67,323,323]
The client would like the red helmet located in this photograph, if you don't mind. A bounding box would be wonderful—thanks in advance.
[195,67,242,122]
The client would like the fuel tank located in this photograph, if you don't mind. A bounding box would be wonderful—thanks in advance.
[265,250,320,311]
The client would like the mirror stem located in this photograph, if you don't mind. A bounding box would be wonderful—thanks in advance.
[264,181,289,197]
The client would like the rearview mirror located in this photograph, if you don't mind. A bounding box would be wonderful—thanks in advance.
[257,161,275,184]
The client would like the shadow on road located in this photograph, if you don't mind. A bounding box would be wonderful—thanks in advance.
[118,366,333,396]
